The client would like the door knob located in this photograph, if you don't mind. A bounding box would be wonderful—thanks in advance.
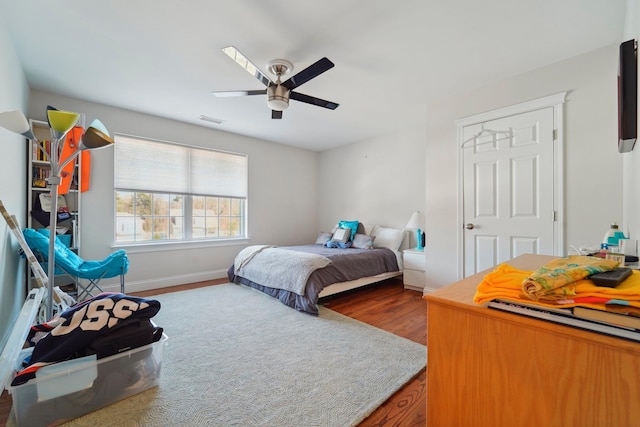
[465,223,475,230]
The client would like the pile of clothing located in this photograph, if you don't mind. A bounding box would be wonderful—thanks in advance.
[13,292,162,387]
[474,255,640,311]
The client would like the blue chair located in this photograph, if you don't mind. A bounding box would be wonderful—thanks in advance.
[23,228,129,301]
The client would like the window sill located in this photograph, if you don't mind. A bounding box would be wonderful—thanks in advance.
[112,237,250,254]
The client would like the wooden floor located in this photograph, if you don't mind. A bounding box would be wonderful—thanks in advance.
[0,277,427,427]
[321,279,427,427]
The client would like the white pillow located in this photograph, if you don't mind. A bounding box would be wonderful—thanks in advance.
[370,225,404,251]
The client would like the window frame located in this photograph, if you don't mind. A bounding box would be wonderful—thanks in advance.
[113,134,249,248]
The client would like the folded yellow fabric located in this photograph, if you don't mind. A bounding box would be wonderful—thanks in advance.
[473,263,530,304]
[474,261,640,311]
[521,256,619,300]
[563,272,640,302]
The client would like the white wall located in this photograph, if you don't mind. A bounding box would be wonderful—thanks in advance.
[425,45,622,289]
[0,18,29,352]
[318,105,426,244]
[622,0,640,243]
[28,90,319,293]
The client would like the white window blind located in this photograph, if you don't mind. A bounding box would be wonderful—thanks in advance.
[115,135,247,198]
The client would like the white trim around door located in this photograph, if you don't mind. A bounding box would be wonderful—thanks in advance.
[455,92,567,280]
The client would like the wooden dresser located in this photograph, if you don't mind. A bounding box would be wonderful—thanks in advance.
[424,254,640,427]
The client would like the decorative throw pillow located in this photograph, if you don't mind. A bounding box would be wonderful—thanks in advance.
[315,232,332,245]
[331,227,351,244]
[338,220,359,241]
[352,233,375,249]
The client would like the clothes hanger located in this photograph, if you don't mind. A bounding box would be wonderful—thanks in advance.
[461,124,512,148]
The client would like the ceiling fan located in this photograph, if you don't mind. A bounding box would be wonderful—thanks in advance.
[213,46,339,119]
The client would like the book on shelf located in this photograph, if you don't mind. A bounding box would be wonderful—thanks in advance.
[488,299,640,343]
[32,166,49,188]
[573,306,640,330]
[33,140,50,161]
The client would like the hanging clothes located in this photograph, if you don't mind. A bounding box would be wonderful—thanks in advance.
[80,150,91,192]
[58,126,82,195]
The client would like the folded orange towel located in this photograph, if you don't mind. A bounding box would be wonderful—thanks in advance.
[521,256,619,300]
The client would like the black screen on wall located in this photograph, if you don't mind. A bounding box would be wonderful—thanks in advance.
[618,39,638,153]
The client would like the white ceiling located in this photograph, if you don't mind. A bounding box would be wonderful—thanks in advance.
[0,0,628,151]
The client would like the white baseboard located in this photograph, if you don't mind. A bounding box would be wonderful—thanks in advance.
[96,268,230,294]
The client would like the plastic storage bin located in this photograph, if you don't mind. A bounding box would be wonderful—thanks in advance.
[0,289,167,427]
[8,333,167,426]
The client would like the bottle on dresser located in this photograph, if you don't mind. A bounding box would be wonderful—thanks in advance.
[603,222,626,253]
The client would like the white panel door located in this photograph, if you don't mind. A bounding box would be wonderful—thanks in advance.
[462,107,555,276]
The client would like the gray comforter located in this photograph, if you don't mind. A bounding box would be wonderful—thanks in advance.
[234,245,332,295]
[228,244,399,315]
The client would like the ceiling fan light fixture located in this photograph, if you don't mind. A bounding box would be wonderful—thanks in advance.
[218,48,338,118]
[267,85,290,111]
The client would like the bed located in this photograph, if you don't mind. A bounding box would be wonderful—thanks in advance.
[228,223,407,315]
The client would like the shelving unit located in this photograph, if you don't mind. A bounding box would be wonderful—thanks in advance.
[26,119,81,289]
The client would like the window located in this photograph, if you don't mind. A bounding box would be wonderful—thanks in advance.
[114,135,247,243]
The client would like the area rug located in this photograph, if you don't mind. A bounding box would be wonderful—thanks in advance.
[11,283,426,427]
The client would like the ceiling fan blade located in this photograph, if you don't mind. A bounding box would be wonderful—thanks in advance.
[282,57,334,90]
[290,91,339,110]
[222,46,272,87]
[272,110,283,119]
[212,90,267,97]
